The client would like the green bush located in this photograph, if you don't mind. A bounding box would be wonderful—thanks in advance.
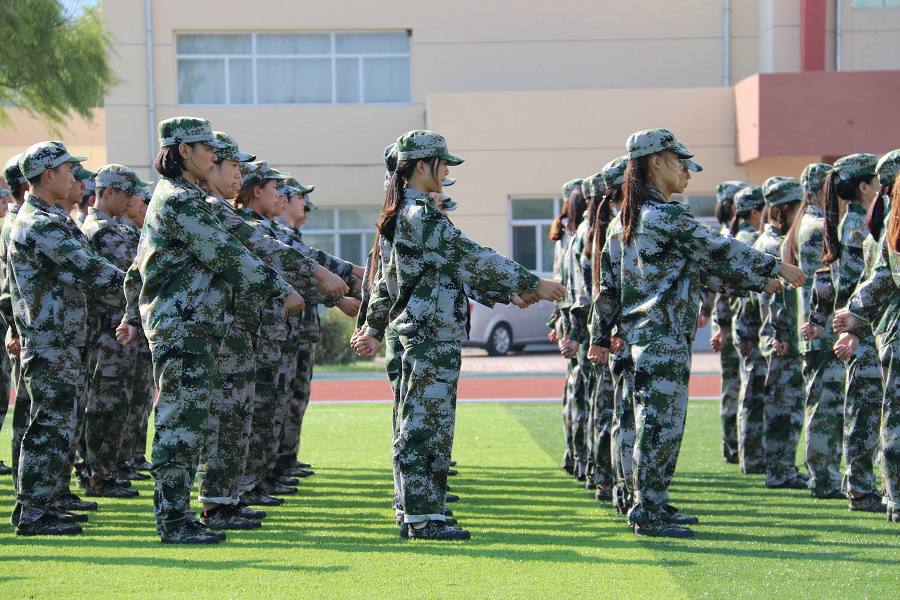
[315,308,361,365]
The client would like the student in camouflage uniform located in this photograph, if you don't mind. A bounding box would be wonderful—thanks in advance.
[272,179,362,479]
[708,181,752,464]
[588,129,805,538]
[117,117,306,544]
[809,154,884,511]
[81,165,149,498]
[729,186,767,474]
[786,161,848,499]
[353,130,564,540]
[0,154,32,485]
[752,177,808,489]
[9,142,127,536]
[0,187,11,476]
[116,189,155,474]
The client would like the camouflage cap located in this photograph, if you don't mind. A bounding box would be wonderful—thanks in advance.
[72,163,97,182]
[0,187,9,198]
[833,153,878,182]
[19,141,87,180]
[158,116,228,149]
[83,179,96,194]
[734,186,765,213]
[601,156,629,189]
[395,130,464,165]
[626,128,694,160]
[681,159,703,172]
[95,164,152,195]
[443,198,458,212]
[384,143,398,173]
[213,131,256,162]
[286,176,314,195]
[876,150,900,187]
[764,177,803,207]
[582,173,607,199]
[562,179,583,201]
[800,163,833,193]
[240,160,287,189]
[715,181,751,204]
[443,176,456,186]
[4,153,26,187]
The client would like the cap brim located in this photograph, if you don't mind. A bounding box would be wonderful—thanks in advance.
[443,177,456,186]
[235,150,256,162]
[66,155,88,163]
[204,137,231,150]
[682,159,703,172]
[671,141,694,159]
[441,154,464,166]
[305,199,318,210]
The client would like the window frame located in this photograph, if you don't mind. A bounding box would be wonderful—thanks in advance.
[509,195,565,277]
[301,206,378,266]
[175,31,412,106]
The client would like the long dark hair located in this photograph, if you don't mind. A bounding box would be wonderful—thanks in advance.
[769,201,800,234]
[716,197,734,227]
[621,155,655,246]
[889,180,900,252]
[821,170,875,266]
[564,188,587,236]
[866,181,891,240]
[549,200,569,242]
[590,187,618,290]
[783,191,818,266]
[729,209,752,237]
[375,157,440,243]
[233,179,271,209]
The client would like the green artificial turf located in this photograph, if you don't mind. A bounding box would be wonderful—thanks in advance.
[0,400,896,599]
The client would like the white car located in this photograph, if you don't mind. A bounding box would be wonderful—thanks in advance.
[466,298,556,355]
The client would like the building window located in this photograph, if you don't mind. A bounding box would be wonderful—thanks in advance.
[509,197,564,276]
[301,206,380,267]
[176,32,411,106]
[851,0,900,7]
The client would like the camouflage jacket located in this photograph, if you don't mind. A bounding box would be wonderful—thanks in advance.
[82,207,135,329]
[356,248,376,333]
[548,231,570,332]
[0,203,21,338]
[731,222,762,343]
[736,224,783,357]
[565,220,592,343]
[809,204,868,332]
[115,216,150,352]
[123,177,293,342]
[363,188,538,346]
[592,190,778,347]
[848,228,900,346]
[8,193,125,349]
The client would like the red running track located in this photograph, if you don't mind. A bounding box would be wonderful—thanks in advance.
[309,374,721,402]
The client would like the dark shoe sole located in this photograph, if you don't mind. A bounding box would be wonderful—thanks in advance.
[633,524,695,538]
[200,519,262,530]
[16,524,83,536]
[161,536,221,544]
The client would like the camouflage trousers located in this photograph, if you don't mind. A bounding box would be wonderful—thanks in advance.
[566,354,590,477]
[84,329,137,479]
[803,348,846,495]
[841,336,884,496]
[149,336,219,522]
[763,350,805,486]
[14,344,89,526]
[879,339,900,510]
[561,357,575,471]
[0,340,10,432]
[241,336,285,489]
[586,356,613,491]
[120,347,154,466]
[623,335,691,526]
[720,340,740,463]
[737,344,767,474]
[197,327,256,505]
[275,338,315,471]
[384,335,405,511]
[395,339,461,524]
[9,354,31,491]
[611,349,635,509]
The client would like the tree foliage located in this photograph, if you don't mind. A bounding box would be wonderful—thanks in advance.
[0,0,119,129]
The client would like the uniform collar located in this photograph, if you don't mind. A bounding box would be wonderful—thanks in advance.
[847,203,867,216]
[763,223,783,236]
[88,206,117,225]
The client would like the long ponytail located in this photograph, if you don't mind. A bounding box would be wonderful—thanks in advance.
[591,188,616,290]
[621,156,654,246]
[782,193,813,266]
[866,184,890,240]
[889,178,900,252]
[821,170,842,267]
[549,200,569,242]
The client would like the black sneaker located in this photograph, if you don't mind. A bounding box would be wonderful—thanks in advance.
[887,508,900,523]
[811,488,843,499]
[633,519,695,538]
[445,494,459,503]
[595,487,613,502]
[85,479,139,498]
[236,502,267,519]
[723,455,739,465]
[447,469,458,477]
[201,505,262,530]
[119,467,151,481]
[767,474,809,489]
[16,514,83,536]
[407,520,471,540]
[663,504,699,525]
[261,481,297,496]
[194,521,227,540]
[52,509,89,523]
[295,461,312,469]
[0,460,12,475]
[132,458,152,472]
[849,493,886,513]
[612,486,631,515]
[243,490,284,506]
[275,476,300,486]
[59,493,99,512]
[450,461,457,467]
[444,508,453,517]
[444,517,458,526]
[160,519,221,544]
